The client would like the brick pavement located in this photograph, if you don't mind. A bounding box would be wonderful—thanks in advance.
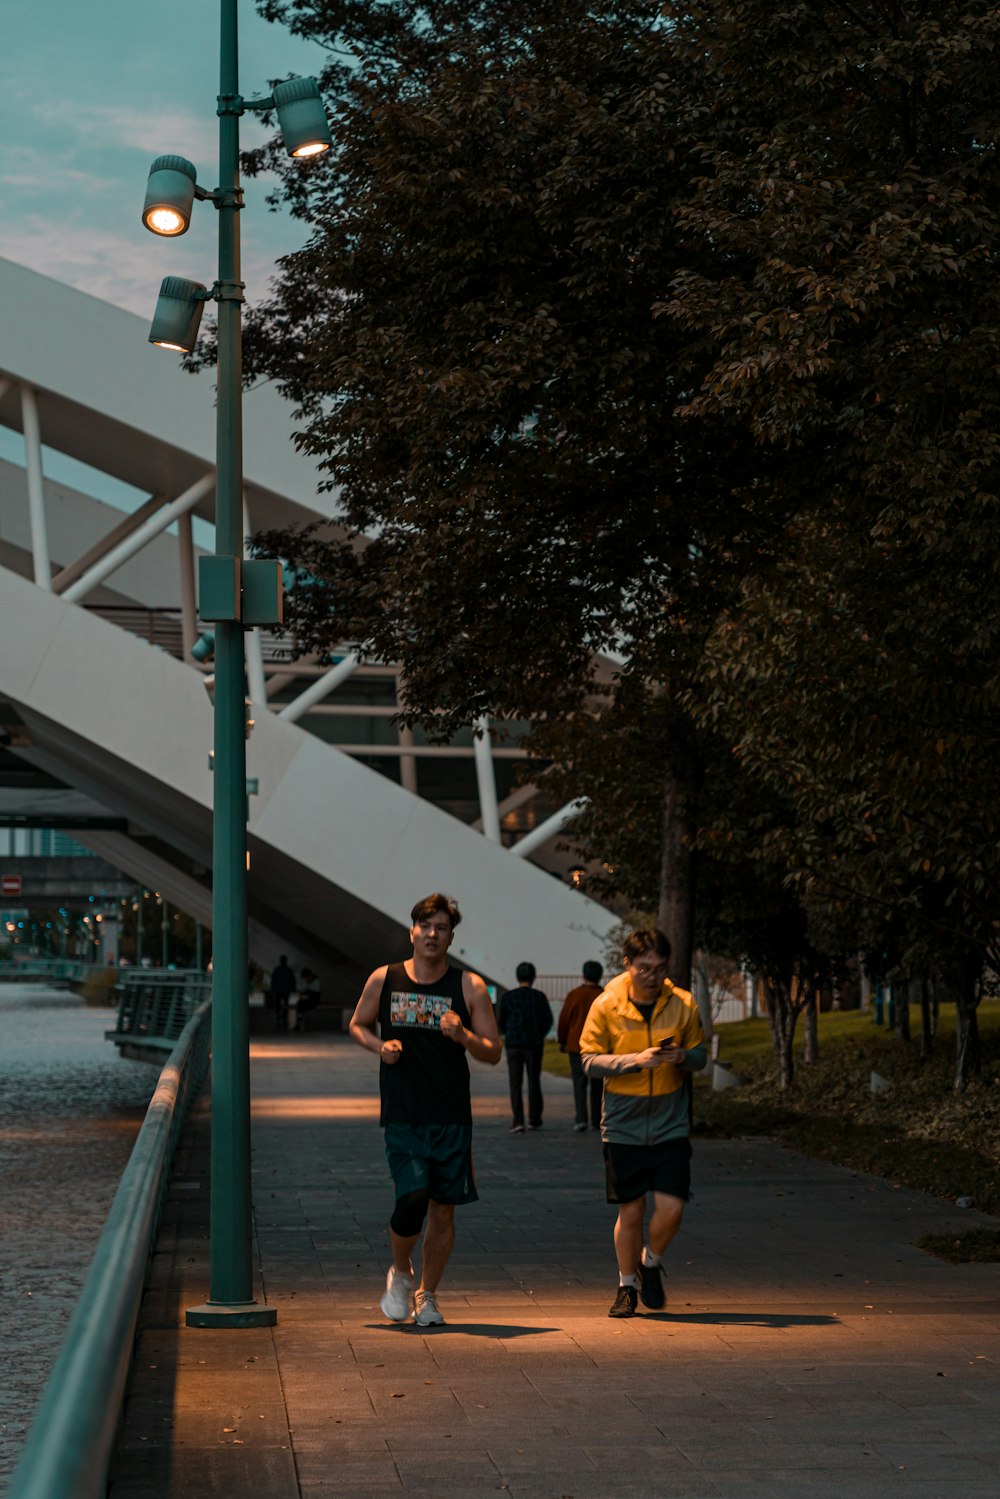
[111,1032,1000,1498]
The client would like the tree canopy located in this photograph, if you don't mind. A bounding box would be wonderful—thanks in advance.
[247,1,774,719]
[241,1,1000,1081]
[664,0,1000,1080]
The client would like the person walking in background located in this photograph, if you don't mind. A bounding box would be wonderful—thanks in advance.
[349,893,502,1327]
[296,966,321,1030]
[580,928,706,1318]
[270,954,296,1033]
[557,960,605,1132]
[497,962,553,1133]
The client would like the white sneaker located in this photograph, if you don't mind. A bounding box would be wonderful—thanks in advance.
[380,1266,414,1321]
[412,1289,445,1326]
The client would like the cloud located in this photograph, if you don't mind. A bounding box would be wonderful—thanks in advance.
[0,219,170,315]
[41,97,278,170]
[0,145,119,198]
[0,217,293,318]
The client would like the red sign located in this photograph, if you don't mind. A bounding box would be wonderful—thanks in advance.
[1,875,22,897]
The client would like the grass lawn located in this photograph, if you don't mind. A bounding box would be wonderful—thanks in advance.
[544,1003,1000,1216]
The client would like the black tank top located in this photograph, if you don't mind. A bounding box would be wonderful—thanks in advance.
[377,961,472,1125]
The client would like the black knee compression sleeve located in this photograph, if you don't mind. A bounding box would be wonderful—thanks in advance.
[391,1190,430,1238]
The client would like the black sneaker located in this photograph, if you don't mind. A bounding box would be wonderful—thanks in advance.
[639,1260,665,1310]
[609,1284,638,1318]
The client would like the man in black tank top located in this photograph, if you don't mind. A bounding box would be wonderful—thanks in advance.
[349,892,502,1327]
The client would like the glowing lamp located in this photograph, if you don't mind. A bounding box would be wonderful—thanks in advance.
[142,155,198,235]
[273,78,331,158]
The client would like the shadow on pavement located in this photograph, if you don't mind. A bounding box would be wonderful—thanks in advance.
[368,1322,560,1338]
[654,1310,839,1327]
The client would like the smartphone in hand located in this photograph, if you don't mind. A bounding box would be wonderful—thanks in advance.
[658,1036,676,1051]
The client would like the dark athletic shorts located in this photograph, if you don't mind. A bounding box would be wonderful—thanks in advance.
[603,1137,692,1204]
[384,1123,478,1205]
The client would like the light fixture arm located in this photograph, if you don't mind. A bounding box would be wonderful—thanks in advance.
[214,279,245,305]
[205,186,245,212]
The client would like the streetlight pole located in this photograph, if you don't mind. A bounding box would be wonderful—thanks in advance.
[186,0,271,1329]
[141,0,329,1331]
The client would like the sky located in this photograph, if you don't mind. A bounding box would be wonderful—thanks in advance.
[0,0,329,317]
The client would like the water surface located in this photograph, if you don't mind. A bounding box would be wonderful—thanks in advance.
[0,983,156,1487]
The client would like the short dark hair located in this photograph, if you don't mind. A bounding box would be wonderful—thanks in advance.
[622,928,671,965]
[515,961,536,984]
[582,960,603,985]
[410,892,462,929]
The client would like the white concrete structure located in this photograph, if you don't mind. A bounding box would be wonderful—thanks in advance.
[0,258,614,996]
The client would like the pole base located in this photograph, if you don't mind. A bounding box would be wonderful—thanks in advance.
[185,1300,277,1328]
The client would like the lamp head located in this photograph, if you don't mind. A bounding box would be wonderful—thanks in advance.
[272,77,332,158]
[148,276,209,352]
[142,155,198,235]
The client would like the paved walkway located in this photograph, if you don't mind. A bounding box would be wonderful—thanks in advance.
[112,1033,1000,1498]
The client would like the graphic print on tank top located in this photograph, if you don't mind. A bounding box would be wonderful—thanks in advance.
[389,989,452,1029]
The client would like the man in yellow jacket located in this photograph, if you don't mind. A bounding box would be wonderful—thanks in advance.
[580,928,706,1317]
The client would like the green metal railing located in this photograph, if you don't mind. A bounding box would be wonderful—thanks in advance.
[8,997,211,1499]
[107,970,212,1060]
[0,958,108,984]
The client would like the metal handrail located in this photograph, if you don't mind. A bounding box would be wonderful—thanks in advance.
[9,998,211,1499]
[107,970,212,1058]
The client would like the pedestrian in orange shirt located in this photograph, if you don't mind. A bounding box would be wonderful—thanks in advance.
[557,960,604,1131]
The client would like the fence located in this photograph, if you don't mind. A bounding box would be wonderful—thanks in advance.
[0,958,108,985]
[107,969,212,1061]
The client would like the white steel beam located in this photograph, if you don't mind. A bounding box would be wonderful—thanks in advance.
[330,744,527,759]
[472,782,539,833]
[243,496,268,706]
[51,493,167,594]
[278,650,361,723]
[473,716,501,842]
[396,673,418,795]
[63,472,215,604]
[177,511,198,660]
[397,722,418,794]
[510,798,589,859]
[20,386,51,589]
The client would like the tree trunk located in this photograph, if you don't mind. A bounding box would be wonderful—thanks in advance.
[954,967,982,1094]
[917,977,933,1060]
[692,963,713,1044]
[763,976,796,1089]
[835,957,861,1010]
[657,760,696,991]
[802,982,819,1066]
[761,978,781,1054]
[894,980,911,1044]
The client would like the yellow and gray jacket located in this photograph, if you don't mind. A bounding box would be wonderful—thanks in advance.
[579,971,707,1145]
